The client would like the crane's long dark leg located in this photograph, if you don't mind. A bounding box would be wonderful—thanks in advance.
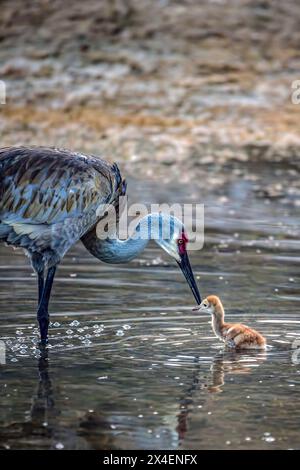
[38,273,44,306]
[37,266,56,345]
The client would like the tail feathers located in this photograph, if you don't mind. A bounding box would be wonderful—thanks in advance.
[0,223,9,240]
[0,220,51,250]
[111,163,127,223]
[121,178,127,196]
[111,163,126,194]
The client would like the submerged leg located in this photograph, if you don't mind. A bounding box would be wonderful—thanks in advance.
[37,266,56,344]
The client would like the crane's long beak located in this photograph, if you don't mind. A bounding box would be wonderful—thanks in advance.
[177,252,201,305]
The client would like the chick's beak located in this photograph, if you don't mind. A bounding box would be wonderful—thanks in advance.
[177,251,201,305]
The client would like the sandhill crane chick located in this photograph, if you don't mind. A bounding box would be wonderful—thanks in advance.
[196,295,266,350]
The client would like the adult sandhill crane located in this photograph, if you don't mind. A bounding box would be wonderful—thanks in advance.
[0,147,201,344]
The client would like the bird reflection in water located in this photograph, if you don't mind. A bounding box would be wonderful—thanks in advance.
[206,350,266,393]
[176,350,266,442]
[0,348,115,449]
[0,349,56,448]
[30,349,56,424]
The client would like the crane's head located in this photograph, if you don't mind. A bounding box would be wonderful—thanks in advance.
[153,213,201,305]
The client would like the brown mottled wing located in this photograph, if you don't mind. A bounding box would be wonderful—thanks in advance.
[226,323,263,343]
[0,147,125,241]
[225,324,248,341]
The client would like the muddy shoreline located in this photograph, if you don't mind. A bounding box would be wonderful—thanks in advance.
[0,0,300,185]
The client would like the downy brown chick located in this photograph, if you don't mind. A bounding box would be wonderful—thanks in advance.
[196,295,266,350]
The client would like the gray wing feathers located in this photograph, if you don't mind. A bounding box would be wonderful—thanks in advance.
[0,147,126,257]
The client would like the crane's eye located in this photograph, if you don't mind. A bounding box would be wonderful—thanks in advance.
[177,239,184,245]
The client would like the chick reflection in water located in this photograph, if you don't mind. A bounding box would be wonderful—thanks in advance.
[195,295,266,350]
[176,351,266,442]
[206,350,266,393]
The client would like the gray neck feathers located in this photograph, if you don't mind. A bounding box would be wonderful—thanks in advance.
[81,213,165,264]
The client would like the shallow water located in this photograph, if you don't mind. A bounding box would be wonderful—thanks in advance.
[1,167,300,450]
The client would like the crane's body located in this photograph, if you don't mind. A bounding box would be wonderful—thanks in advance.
[0,147,201,344]
[0,147,125,268]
